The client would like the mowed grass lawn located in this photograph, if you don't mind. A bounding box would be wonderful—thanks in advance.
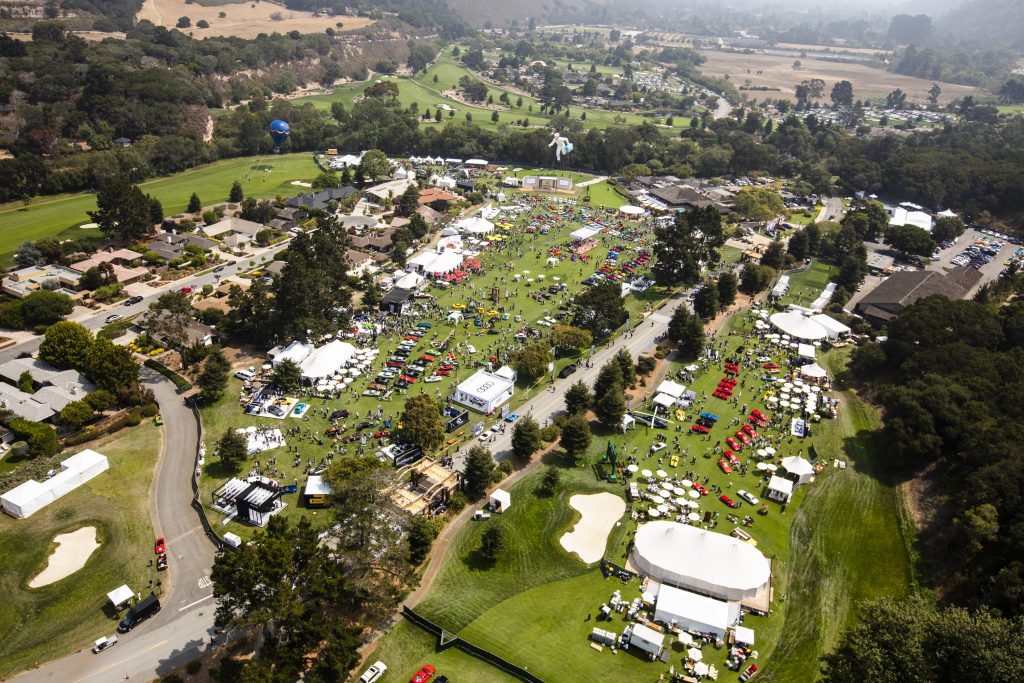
[777,260,838,308]
[372,311,916,682]
[0,153,320,265]
[0,423,162,677]
[198,195,670,539]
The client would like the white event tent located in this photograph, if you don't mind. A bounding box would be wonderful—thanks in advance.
[781,456,815,485]
[654,584,740,638]
[766,475,794,503]
[454,216,494,235]
[299,340,356,383]
[631,521,771,601]
[2,450,109,518]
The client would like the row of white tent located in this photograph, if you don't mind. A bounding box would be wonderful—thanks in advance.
[409,156,488,166]
[270,340,357,383]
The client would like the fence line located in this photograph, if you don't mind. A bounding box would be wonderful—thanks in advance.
[401,607,545,683]
[185,397,226,550]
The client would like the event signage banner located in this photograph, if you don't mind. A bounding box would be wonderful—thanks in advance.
[446,410,470,433]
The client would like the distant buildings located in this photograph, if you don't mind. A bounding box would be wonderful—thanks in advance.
[854,267,982,324]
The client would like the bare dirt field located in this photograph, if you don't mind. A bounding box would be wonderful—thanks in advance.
[697,49,978,105]
[137,0,374,39]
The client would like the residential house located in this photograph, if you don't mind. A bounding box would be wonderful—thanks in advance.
[346,249,373,276]
[0,357,96,420]
[69,248,148,285]
[201,217,266,241]
[136,310,222,347]
[2,265,82,299]
[146,233,217,262]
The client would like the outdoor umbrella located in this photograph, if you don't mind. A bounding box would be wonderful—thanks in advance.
[695,662,709,677]
[757,449,767,458]
[765,447,776,456]
[657,504,669,514]
[627,464,639,473]
[678,632,694,645]
[649,495,665,505]
[688,647,703,661]
[688,490,700,499]
[757,462,769,471]
[766,464,778,472]
[641,469,653,478]
[681,479,693,487]
[673,486,687,496]
[687,512,700,522]
[675,497,688,506]
[648,508,661,518]
[686,500,700,509]
[656,470,668,479]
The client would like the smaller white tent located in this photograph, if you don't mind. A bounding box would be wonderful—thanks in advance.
[490,488,511,513]
[937,209,957,218]
[455,216,495,235]
[395,272,425,291]
[622,414,636,432]
[781,456,815,485]
[797,343,816,360]
[424,251,464,275]
[767,475,794,503]
[628,623,665,656]
[299,340,356,382]
[272,340,313,367]
[657,380,686,399]
[502,176,521,187]
[2,450,110,518]
[799,363,828,381]
[570,226,600,241]
[733,625,755,646]
[107,585,134,609]
[654,584,739,638]
[653,393,676,409]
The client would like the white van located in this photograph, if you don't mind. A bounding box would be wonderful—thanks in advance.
[234,370,255,382]
[359,661,387,683]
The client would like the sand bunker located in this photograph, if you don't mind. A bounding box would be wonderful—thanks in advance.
[29,526,100,588]
[559,492,626,564]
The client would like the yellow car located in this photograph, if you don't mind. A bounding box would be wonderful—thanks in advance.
[452,303,466,310]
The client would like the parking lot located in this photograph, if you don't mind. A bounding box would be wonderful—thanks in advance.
[926,227,1018,292]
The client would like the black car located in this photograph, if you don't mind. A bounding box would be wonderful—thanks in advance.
[558,364,578,379]
[117,594,161,633]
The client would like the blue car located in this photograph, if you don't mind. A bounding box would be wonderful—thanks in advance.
[504,412,519,423]
[700,411,720,423]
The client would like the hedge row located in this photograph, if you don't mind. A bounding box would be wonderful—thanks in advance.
[144,359,192,391]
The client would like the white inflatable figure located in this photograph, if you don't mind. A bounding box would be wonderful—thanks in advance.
[549,132,573,162]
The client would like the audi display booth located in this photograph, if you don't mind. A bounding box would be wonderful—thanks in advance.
[453,367,515,414]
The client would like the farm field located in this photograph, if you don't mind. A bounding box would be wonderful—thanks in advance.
[696,50,978,105]
[135,0,373,40]
[0,423,162,677]
[0,153,320,265]
[371,306,916,682]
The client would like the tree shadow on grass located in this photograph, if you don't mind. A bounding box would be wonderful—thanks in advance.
[462,544,498,572]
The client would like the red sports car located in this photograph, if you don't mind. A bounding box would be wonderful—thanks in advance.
[691,424,710,434]
[410,665,435,683]
[724,450,739,465]
[720,494,740,509]
[726,437,742,451]
[717,459,733,474]
[736,431,752,445]
[692,482,709,496]
[154,537,165,555]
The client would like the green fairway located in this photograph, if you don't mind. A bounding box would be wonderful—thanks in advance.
[777,260,838,308]
[0,153,320,265]
[0,423,162,677]
[371,620,519,683]
[372,308,915,682]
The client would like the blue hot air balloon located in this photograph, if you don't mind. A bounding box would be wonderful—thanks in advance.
[268,119,290,152]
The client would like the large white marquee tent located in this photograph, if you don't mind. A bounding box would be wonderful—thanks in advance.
[2,450,109,518]
[454,216,495,235]
[631,521,771,601]
[299,340,356,383]
[654,584,740,638]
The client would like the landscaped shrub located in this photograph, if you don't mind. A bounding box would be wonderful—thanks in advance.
[140,403,159,417]
[540,424,561,442]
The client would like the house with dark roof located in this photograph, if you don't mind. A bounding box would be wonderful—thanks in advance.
[380,287,414,314]
[147,233,217,262]
[854,267,983,325]
[285,186,357,211]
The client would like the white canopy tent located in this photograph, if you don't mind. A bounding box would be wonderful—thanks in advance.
[631,521,771,601]
[766,475,794,503]
[657,380,687,399]
[654,584,740,638]
[299,340,356,383]
[653,393,677,409]
[799,363,828,381]
[797,343,816,360]
[490,488,511,513]
[570,226,600,241]
[2,450,110,519]
[809,313,851,339]
[107,585,134,609]
[628,623,665,656]
[454,216,495,235]
[733,625,755,646]
[620,205,645,216]
[769,311,828,341]
[781,456,815,485]
[271,340,313,367]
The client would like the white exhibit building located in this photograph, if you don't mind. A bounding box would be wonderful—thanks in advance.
[2,450,109,518]
[453,367,515,414]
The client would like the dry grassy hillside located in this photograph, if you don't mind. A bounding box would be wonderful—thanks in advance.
[444,0,611,27]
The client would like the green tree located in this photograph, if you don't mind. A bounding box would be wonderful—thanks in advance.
[593,360,624,404]
[20,289,74,326]
[13,241,43,268]
[480,524,505,561]
[559,413,592,464]
[653,206,724,286]
[400,394,444,451]
[406,515,437,565]
[594,383,626,431]
[17,370,34,393]
[358,149,390,181]
[740,263,774,294]
[571,282,627,337]
[565,380,592,415]
[85,389,115,412]
[932,216,964,244]
[228,180,243,202]
[463,445,496,499]
[7,418,59,457]
[197,348,230,403]
[396,183,420,217]
[511,340,552,381]
[539,466,561,495]
[187,193,202,213]
[39,321,94,370]
[734,186,786,221]
[511,415,543,461]
[885,224,935,257]
[217,427,248,469]
[669,307,705,359]
[614,348,635,389]
[552,324,593,354]
[717,271,738,308]
[831,80,854,106]
[761,240,787,269]
[88,180,156,241]
[272,359,302,391]
[693,281,720,320]
[787,229,810,261]
[311,172,339,191]
[149,197,164,225]
[56,399,91,430]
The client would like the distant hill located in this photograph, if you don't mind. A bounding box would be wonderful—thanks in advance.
[935,0,1024,51]
[443,0,615,28]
